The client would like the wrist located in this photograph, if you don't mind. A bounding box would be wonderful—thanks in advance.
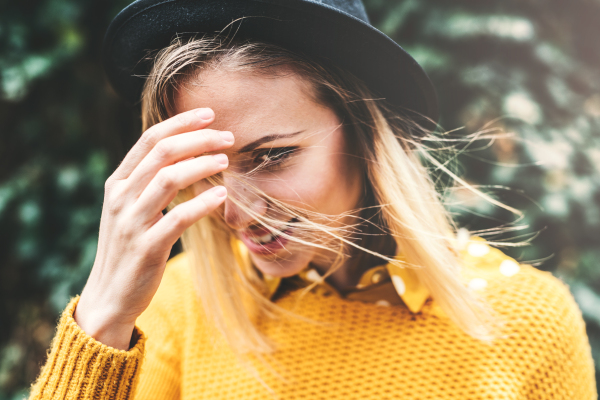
[73,296,136,351]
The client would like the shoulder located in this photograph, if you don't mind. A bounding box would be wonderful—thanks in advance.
[461,240,587,341]
[462,240,576,311]
[461,241,596,394]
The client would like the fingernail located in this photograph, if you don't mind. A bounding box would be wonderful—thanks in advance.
[213,186,227,197]
[195,108,214,121]
[213,154,228,165]
[219,131,234,143]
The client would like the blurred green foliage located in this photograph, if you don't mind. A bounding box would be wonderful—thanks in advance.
[0,0,599,398]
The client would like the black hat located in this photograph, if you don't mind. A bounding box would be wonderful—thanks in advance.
[102,0,439,125]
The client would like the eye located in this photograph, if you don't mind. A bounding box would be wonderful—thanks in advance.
[253,147,298,169]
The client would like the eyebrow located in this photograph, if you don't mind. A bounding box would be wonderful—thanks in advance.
[236,131,305,154]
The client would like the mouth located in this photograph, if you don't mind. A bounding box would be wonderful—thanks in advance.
[239,218,298,254]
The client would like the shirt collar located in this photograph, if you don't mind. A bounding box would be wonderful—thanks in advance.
[232,233,502,316]
[232,239,431,314]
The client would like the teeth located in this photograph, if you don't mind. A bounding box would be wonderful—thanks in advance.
[247,219,295,245]
[249,233,274,244]
[257,233,274,244]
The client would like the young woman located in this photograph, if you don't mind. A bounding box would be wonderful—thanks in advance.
[29,0,596,399]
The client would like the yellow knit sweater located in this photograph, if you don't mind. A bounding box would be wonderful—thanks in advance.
[29,242,596,399]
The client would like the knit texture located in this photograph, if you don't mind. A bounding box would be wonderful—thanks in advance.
[28,299,145,399]
[30,246,597,399]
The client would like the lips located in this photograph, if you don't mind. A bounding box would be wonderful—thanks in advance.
[239,218,297,255]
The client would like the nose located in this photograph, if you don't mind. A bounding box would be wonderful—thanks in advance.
[223,177,268,230]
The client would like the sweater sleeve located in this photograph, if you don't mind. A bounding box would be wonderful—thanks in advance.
[28,296,146,400]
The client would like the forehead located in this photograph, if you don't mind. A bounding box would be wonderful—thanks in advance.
[173,69,322,137]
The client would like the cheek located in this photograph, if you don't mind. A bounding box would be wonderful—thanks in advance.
[260,154,363,216]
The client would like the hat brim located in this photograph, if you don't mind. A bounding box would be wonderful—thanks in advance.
[102,0,439,126]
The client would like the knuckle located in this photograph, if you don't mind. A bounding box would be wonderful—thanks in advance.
[174,112,191,129]
[154,169,177,191]
[115,218,135,239]
[103,197,122,217]
[104,176,114,191]
[104,202,121,217]
[104,180,128,206]
[104,189,126,215]
[196,129,212,146]
[139,127,158,148]
[152,139,173,161]
[169,210,188,230]
[197,196,211,215]
[202,131,225,152]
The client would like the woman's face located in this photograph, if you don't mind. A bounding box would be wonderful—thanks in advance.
[173,68,364,278]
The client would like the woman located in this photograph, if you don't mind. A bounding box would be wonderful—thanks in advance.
[29,0,596,399]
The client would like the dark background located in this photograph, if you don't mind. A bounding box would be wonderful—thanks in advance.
[1,0,599,397]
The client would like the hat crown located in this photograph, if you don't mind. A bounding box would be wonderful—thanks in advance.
[305,0,369,23]
[103,0,438,125]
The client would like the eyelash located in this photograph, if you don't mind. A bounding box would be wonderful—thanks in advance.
[253,147,298,170]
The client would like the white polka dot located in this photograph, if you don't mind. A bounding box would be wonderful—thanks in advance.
[371,271,386,284]
[468,278,488,291]
[375,300,391,307]
[305,269,321,282]
[391,275,406,295]
[456,228,470,250]
[499,259,520,277]
[468,242,490,257]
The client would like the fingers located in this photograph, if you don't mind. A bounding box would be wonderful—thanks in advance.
[111,108,216,181]
[125,128,234,199]
[133,153,229,218]
[149,185,228,246]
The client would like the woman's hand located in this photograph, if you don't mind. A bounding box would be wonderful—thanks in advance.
[73,108,233,350]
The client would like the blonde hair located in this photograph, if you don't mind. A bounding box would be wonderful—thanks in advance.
[140,35,511,369]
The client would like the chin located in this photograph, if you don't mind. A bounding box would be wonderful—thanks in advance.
[249,248,314,278]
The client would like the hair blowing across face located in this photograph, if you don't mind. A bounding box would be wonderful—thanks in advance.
[139,35,497,366]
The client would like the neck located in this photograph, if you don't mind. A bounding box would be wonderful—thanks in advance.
[310,186,398,293]
[311,233,397,294]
